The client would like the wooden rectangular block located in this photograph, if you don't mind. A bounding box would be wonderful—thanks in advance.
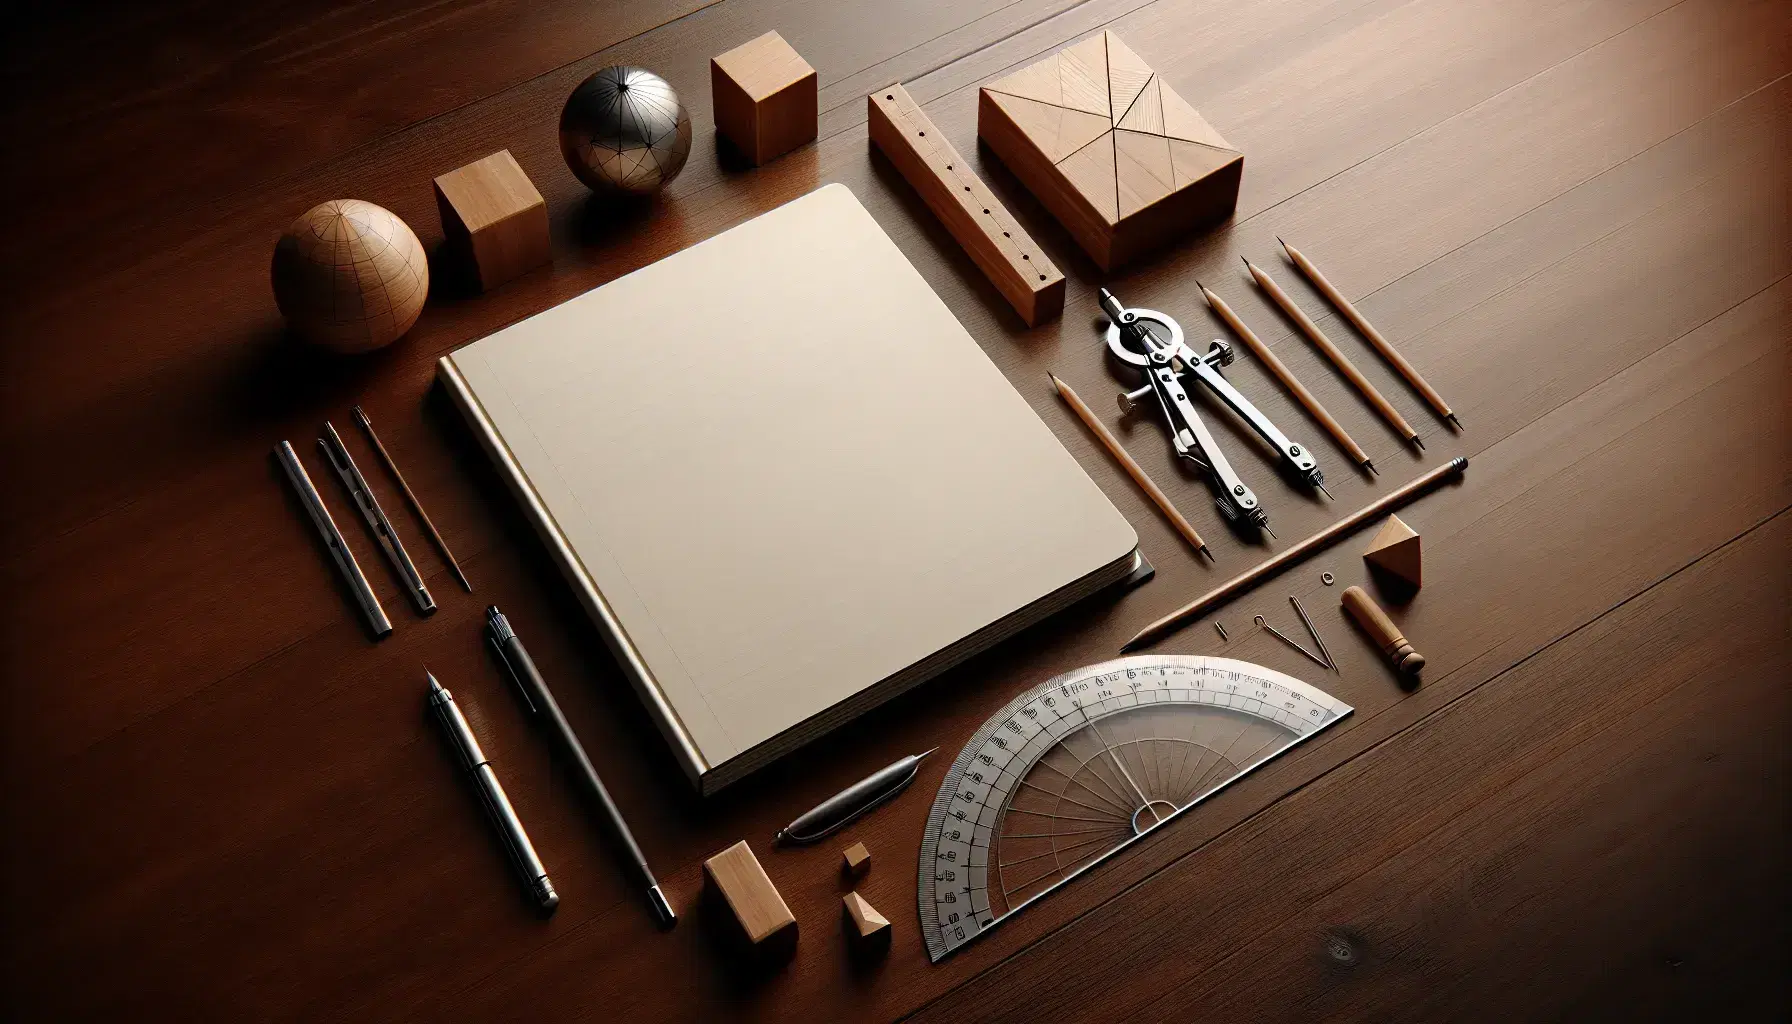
[433,149,551,292]
[869,84,1065,327]
[712,31,818,166]
[702,840,797,953]
[977,32,1243,271]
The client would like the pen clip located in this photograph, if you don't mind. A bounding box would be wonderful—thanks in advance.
[489,635,537,715]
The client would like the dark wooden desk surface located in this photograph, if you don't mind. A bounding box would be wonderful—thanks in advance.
[3,0,1787,1020]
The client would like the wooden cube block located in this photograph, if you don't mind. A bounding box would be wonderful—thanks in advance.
[433,149,551,292]
[841,841,871,880]
[978,32,1243,270]
[702,840,797,956]
[712,31,818,166]
[842,891,891,956]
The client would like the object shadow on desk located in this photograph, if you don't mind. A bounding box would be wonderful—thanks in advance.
[1368,564,1419,606]
[231,323,396,426]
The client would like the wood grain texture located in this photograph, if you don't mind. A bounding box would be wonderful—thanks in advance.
[1,0,1786,1020]
[433,150,553,292]
[870,84,1065,325]
[712,30,819,165]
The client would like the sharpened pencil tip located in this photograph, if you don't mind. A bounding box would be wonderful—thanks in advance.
[1240,255,1251,268]
[1200,544,1215,563]
[1365,460,1379,476]
[1447,413,1463,431]
[1412,434,1426,451]
[1277,236,1286,247]
[1263,524,1277,540]
[1318,482,1333,500]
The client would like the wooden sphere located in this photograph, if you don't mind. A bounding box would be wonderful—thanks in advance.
[271,200,429,353]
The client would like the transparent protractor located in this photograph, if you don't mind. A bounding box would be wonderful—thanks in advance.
[991,703,1297,914]
[917,656,1353,963]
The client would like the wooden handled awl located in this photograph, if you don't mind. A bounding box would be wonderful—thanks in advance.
[1341,586,1424,677]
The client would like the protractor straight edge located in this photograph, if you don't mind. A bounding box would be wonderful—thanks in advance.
[916,655,1353,962]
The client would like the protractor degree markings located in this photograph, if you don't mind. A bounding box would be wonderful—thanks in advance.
[1083,709,1159,825]
[1000,831,1125,897]
[1003,805,1118,826]
[1015,777,1127,820]
[1028,752,1135,817]
[1053,735,1141,815]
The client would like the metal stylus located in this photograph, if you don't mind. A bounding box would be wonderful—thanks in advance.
[775,749,935,845]
[275,441,392,639]
[486,606,675,928]
[428,671,559,913]
[319,422,436,615]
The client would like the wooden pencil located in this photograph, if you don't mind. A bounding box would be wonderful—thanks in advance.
[1243,257,1422,450]
[1122,457,1467,650]
[1197,281,1374,474]
[1049,373,1212,561]
[1280,238,1460,429]
[352,405,473,592]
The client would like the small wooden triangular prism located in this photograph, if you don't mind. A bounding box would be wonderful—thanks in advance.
[1363,515,1421,589]
[843,891,892,953]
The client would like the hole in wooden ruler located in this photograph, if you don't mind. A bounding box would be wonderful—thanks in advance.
[886,94,893,100]
[918,131,925,136]
[982,208,989,214]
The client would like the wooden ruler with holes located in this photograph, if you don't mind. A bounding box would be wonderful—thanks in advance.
[868,84,1065,326]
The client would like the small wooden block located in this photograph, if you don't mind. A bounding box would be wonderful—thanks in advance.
[433,150,551,292]
[841,841,871,879]
[712,31,818,166]
[978,32,1242,270]
[1363,514,1422,589]
[868,84,1065,326]
[842,891,891,953]
[703,841,797,951]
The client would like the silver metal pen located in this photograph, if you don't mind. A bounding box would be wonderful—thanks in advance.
[775,749,935,845]
[428,672,559,913]
[275,441,392,638]
[319,422,435,615]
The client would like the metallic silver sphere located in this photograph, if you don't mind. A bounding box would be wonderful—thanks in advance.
[559,66,692,196]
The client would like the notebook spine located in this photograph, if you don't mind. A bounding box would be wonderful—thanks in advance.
[436,355,711,788]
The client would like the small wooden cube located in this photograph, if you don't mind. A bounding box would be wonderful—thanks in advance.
[978,32,1243,270]
[433,149,551,292]
[842,891,891,955]
[711,31,818,166]
[841,841,871,880]
[703,840,797,956]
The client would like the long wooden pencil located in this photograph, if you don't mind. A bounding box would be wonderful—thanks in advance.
[1244,257,1422,450]
[352,405,473,593]
[1122,457,1466,650]
[1280,238,1460,429]
[1197,280,1374,475]
[1049,373,1213,562]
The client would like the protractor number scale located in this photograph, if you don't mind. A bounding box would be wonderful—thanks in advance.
[917,655,1352,962]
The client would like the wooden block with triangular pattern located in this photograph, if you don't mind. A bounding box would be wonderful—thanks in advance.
[978,31,1242,270]
[1363,514,1422,589]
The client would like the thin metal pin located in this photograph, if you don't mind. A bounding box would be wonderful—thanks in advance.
[1253,614,1329,670]
[1263,523,1277,540]
[1317,481,1334,500]
[1214,621,1229,642]
[1289,595,1335,671]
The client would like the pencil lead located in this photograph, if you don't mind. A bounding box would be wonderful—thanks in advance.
[1447,413,1463,431]
[1277,236,1286,248]
[1364,459,1378,476]
[1317,481,1334,500]
[1201,544,1215,563]
[1263,523,1277,540]
[1240,255,1252,268]
[1412,434,1426,451]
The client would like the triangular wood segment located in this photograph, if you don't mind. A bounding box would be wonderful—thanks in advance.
[1363,514,1422,588]
[1168,138,1239,188]
[985,56,1066,108]
[1115,129,1175,217]
[1057,33,1113,116]
[843,891,891,939]
[1056,130,1121,224]
[1160,85,1235,151]
[1115,76,1165,135]
[1103,32,1156,122]
[986,91,1113,163]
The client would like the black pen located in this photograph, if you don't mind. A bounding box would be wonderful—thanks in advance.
[775,749,935,845]
[486,606,676,928]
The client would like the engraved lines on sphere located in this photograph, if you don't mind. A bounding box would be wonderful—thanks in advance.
[582,68,688,191]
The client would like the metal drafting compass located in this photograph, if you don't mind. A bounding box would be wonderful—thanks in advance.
[1100,289,1331,535]
[916,655,1352,961]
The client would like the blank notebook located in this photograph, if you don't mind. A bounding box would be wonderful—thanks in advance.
[440,184,1139,794]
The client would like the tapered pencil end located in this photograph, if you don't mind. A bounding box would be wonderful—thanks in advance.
[1120,631,1148,653]
[1447,413,1463,431]
[1317,481,1334,500]
[1200,544,1215,563]
[1047,371,1065,392]
[1365,459,1378,476]
[451,564,474,593]
[1412,434,1426,451]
